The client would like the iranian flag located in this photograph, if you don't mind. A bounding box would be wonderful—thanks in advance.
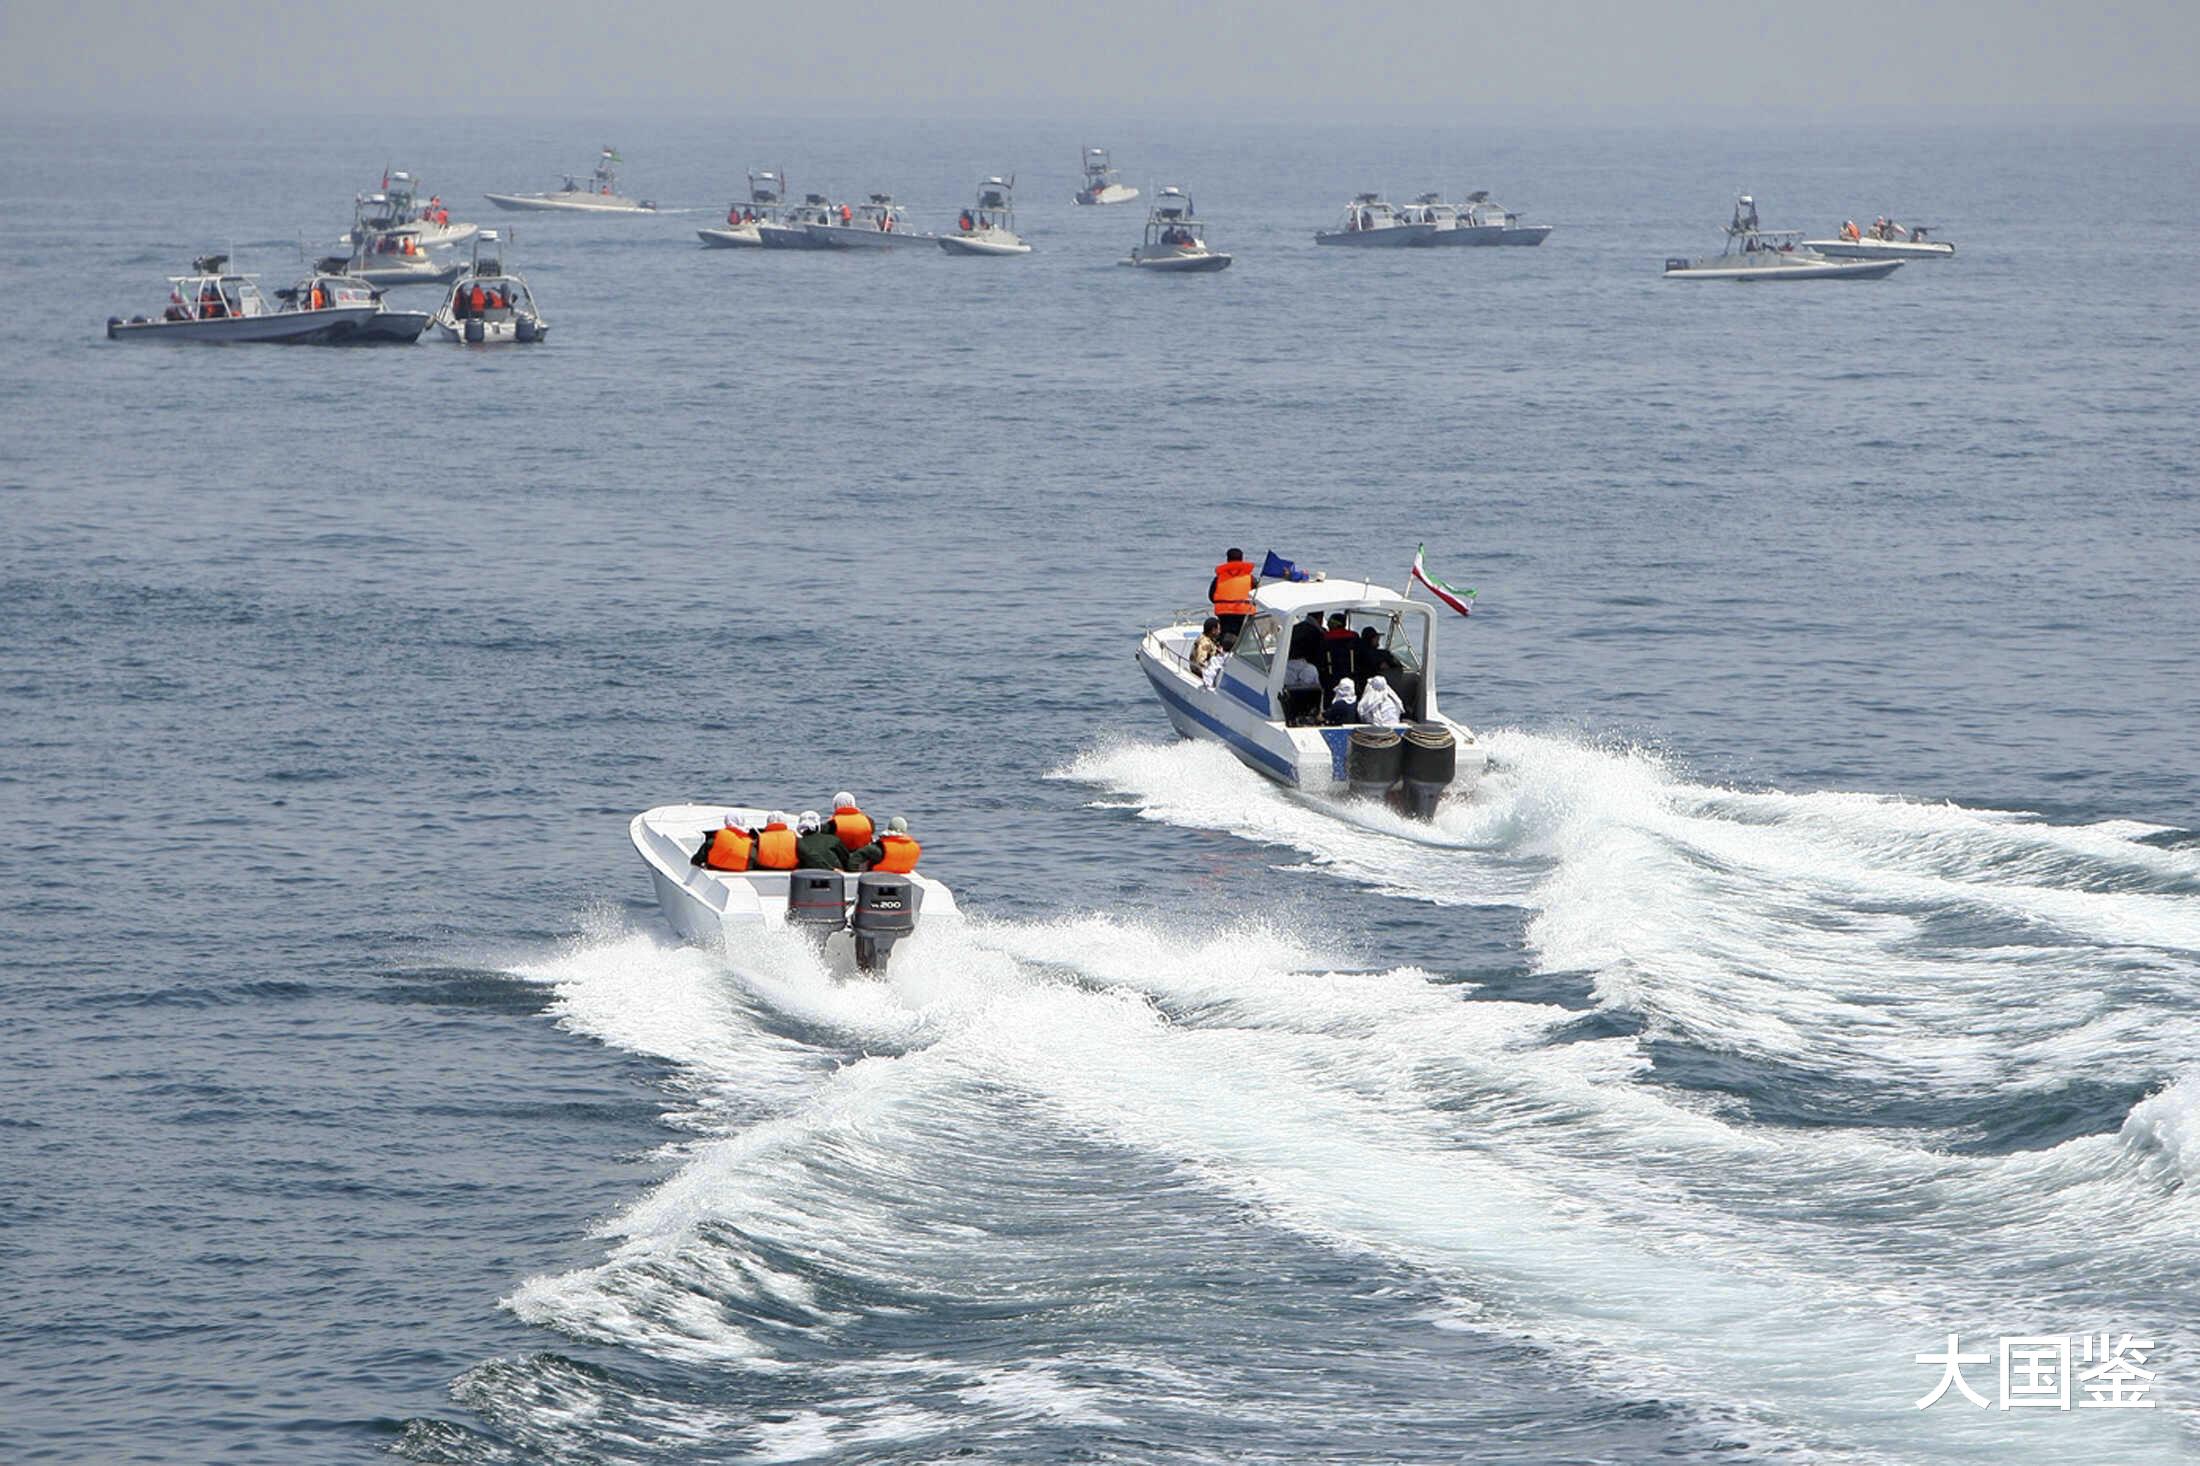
[1409,543,1476,617]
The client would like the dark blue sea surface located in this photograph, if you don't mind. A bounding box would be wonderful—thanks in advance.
[2,112,2196,1464]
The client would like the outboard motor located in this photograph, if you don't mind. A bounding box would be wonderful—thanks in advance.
[464,317,485,344]
[852,872,920,972]
[786,870,847,932]
[1399,722,1457,820]
[1346,726,1403,802]
[515,315,539,343]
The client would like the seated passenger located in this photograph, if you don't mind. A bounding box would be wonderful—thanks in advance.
[1357,626,1403,684]
[1201,635,1233,689]
[828,792,874,852]
[855,816,920,873]
[751,811,800,870]
[692,814,757,870]
[1357,675,1405,728]
[1326,677,1359,725]
[794,811,851,871]
[1288,611,1324,668]
[1189,617,1223,676]
[1282,655,1323,724]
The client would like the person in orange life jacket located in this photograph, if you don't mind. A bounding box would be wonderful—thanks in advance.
[793,811,853,871]
[748,811,800,870]
[691,813,757,870]
[854,816,919,874]
[1208,547,1258,638]
[827,792,873,852]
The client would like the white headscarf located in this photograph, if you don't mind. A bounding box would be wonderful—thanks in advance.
[1357,676,1404,727]
[1331,677,1356,702]
[833,791,855,809]
[797,810,823,834]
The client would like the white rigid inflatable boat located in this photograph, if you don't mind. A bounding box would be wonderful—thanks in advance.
[1136,576,1486,818]
[631,804,961,971]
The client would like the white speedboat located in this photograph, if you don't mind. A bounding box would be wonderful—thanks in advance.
[484,148,656,213]
[697,169,785,247]
[430,232,548,343]
[939,176,1031,256]
[757,193,839,250]
[1804,217,1956,260]
[1073,147,1140,206]
[342,223,466,287]
[1665,195,1903,281]
[1123,186,1231,272]
[1397,193,1488,245]
[1136,576,1486,817]
[106,255,378,343]
[1458,191,1553,246]
[806,193,935,249]
[1314,194,1435,247]
[631,804,961,971]
[340,172,477,249]
[274,266,430,343]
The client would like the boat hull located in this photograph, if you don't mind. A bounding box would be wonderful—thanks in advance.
[939,232,1031,256]
[348,260,465,287]
[1074,184,1140,206]
[341,221,477,249]
[757,223,831,250]
[803,223,936,250]
[1314,224,1437,247]
[107,306,381,343]
[1664,256,1904,281]
[1126,248,1232,272]
[1411,224,1505,246]
[1803,238,1956,260]
[630,804,961,953]
[698,224,764,248]
[327,310,431,344]
[483,192,654,214]
[1133,634,1486,800]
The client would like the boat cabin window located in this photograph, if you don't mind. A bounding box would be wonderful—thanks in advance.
[1229,615,1280,680]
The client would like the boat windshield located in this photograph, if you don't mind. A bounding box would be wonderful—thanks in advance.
[1231,615,1281,680]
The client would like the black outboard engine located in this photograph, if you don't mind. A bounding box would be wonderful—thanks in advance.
[1399,722,1457,820]
[464,317,485,344]
[515,315,539,343]
[1346,727,1403,802]
[786,870,847,932]
[852,872,919,972]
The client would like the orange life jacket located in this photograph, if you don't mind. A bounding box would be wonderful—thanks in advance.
[1212,560,1256,616]
[831,807,874,851]
[753,823,798,870]
[705,827,755,871]
[310,287,326,310]
[469,285,486,312]
[873,834,919,874]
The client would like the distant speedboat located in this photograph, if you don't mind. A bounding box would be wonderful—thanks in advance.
[1397,193,1487,244]
[698,169,785,247]
[1315,194,1435,247]
[1804,217,1956,260]
[340,171,476,249]
[430,232,548,343]
[1123,186,1231,272]
[107,255,379,343]
[340,222,466,287]
[484,147,656,214]
[757,193,839,250]
[1457,191,1553,246]
[274,266,431,343]
[1073,146,1140,206]
[806,193,936,249]
[939,176,1032,256]
[1664,194,1903,281]
[632,803,961,972]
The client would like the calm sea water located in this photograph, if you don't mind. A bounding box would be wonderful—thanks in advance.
[3,111,2197,1464]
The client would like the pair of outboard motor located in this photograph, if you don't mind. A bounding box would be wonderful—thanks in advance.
[785,869,920,971]
[1345,722,1457,820]
[463,315,540,343]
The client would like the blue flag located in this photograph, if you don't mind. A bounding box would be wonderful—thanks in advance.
[1261,550,1313,583]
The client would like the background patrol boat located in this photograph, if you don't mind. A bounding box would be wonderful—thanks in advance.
[1073,146,1139,206]
[1458,191,1554,246]
[340,172,476,249]
[630,804,960,972]
[1136,577,1486,817]
[484,148,656,213]
[1315,194,1436,246]
[1123,186,1230,271]
[806,193,934,249]
[939,176,1032,255]
[1803,219,1957,260]
[697,169,785,247]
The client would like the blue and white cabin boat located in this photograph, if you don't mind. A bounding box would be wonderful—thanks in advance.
[1136,577,1486,813]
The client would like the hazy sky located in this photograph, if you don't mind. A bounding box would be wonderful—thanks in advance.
[5,0,2196,115]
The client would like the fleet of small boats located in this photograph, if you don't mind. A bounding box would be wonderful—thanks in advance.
[1665,195,1905,281]
[1316,193,1435,247]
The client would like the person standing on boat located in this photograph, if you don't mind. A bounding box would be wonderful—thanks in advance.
[1189,617,1224,677]
[1209,549,1258,639]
